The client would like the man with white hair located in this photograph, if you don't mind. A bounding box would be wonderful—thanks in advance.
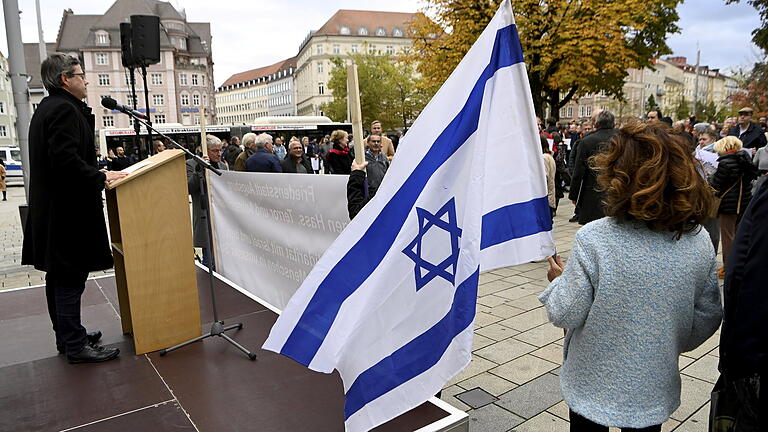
[245,133,282,172]
[233,133,257,171]
[187,135,229,268]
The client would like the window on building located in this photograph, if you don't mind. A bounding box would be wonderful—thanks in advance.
[96,32,109,45]
[393,28,403,37]
[181,93,189,105]
[586,106,593,116]
[192,93,200,105]
[0,102,5,114]
[316,44,324,55]
[368,45,376,54]
[98,74,110,86]
[151,73,163,85]
[203,94,207,106]
[375,27,386,36]
[358,27,368,36]
[0,126,6,137]
[179,38,187,50]
[201,75,206,86]
[152,94,165,105]
[96,53,108,65]
[386,45,394,55]
[180,74,188,86]
[567,107,573,118]
[192,74,199,86]
[318,62,324,73]
[340,26,350,35]
[351,44,358,53]
[333,44,340,54]
[154,114,166,123]
[318,82,324,95]
[102,116,114,127]
[194,115,200,125]
[182,114,191,125]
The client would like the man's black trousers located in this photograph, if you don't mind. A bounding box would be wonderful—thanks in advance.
[45,270,89,355]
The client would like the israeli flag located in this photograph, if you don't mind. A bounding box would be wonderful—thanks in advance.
[263,1,554,430]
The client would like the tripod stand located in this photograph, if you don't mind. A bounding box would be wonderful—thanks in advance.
[120,113,256,360]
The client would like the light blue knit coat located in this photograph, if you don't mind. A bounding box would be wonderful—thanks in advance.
[539,218,723,428]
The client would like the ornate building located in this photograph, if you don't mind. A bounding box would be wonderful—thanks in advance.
[33,0,215,129]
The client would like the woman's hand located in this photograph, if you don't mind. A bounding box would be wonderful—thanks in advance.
[547,254,564,281]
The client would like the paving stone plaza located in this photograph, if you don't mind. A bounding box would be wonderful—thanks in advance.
[0,183,717,431]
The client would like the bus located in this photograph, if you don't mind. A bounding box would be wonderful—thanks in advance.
[97,116,352,158]
[0,146,23,180]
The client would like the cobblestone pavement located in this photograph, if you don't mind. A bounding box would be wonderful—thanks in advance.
[1,183,717,431]
[0,185,113,290]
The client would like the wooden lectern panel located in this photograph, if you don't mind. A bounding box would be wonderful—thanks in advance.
[106,150,201,354]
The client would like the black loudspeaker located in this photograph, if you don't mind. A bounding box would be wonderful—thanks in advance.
[119,22,136,68]
[130,15,160,67]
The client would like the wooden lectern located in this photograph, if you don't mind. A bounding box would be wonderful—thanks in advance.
[105,149,201,355]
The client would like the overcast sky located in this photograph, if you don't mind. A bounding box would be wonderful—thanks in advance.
[0,0,762,87]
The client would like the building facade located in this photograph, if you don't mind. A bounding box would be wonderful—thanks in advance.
[42,0,215,129]
[0,53,17,147]
[559,55,737,123]
[215,57,296,125]
[293,10,417,117]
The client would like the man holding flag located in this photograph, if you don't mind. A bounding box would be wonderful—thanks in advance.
[263,1,555,430]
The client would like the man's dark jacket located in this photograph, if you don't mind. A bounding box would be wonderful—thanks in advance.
[280,155,312,173]
[347,170,377,219]
[245,148,282,173]
[728,122,767,149]
[568,127,616,225]
[720,180,768,381]
[187,159,228,248]
[711,151,759,214]
[22,88,112,272]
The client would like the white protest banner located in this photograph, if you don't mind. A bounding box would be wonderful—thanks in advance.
[209,171,350,310]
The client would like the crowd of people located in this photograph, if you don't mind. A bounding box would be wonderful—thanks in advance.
[538,107,766,430]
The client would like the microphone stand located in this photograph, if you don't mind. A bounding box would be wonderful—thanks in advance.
[120,111,256,361]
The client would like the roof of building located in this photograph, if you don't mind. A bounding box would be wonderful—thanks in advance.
[220,57,297,88]
[314,9,418,37]
[56,0,210,56]
[23,42,57,89]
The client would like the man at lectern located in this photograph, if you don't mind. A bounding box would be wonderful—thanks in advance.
[22,53,127,364]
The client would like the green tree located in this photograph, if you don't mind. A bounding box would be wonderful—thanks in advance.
[321,50,422,131]
[674,96,691,121]
[645,95,660,114]
[407,0,682,119]
[698,101,729,123]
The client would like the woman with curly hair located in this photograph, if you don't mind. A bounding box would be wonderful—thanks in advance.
[538,122,723,431]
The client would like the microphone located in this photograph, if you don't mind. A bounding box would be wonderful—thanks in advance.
[101,96,147,119]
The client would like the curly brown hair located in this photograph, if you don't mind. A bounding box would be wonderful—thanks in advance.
[591,121,714,237]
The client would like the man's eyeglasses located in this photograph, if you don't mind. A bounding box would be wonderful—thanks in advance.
[66,72,86,78]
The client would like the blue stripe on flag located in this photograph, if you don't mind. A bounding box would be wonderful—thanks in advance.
[343,268,480,419]
[280,24,524,366]
[480,196,552,250]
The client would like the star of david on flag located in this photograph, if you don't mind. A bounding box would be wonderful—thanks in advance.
[403,198,462,291]
[263,1,555,430]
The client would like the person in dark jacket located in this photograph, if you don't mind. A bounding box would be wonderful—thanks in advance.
[223,135,242,167]
[710,136,759,278]
[187,135,228,268]
[568,110,617,225]
[347,160,377,219]
[245,133,282,173]
[22,53,125,363]
[364,133,390,189]
[714,179,768,430]
[728,107,767,150]
[327,129,353,175]
[281,139,313,173]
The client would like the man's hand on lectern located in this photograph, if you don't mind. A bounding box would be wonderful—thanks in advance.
[103,170,128,185]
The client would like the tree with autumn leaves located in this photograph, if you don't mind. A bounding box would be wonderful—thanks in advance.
[407,0,682,120]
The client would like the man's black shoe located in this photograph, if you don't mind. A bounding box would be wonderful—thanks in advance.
[67,345,120,364]
[568,215,578,223]
[57,331,104,354]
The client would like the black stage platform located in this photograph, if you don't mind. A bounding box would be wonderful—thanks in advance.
[0,267,467,431]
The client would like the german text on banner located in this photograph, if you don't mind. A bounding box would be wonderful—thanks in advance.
[263,1,555,430]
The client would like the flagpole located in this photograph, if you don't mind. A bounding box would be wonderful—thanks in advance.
[346,64,365,165]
